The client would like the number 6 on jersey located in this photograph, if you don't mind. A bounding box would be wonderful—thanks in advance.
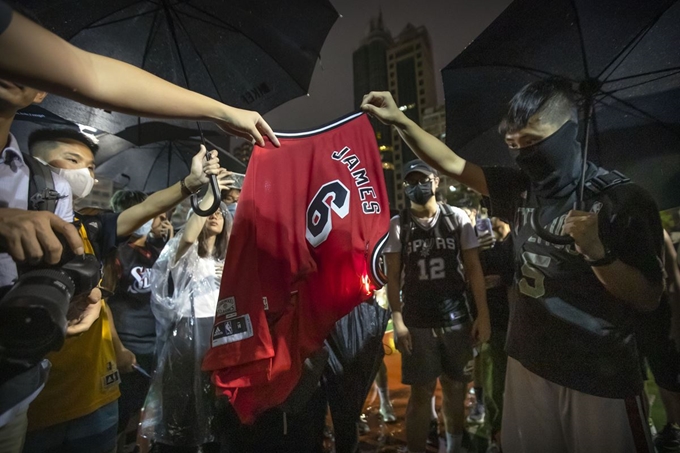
[306,180,350,247]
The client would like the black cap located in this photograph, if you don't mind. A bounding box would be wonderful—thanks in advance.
[404,159,438,178]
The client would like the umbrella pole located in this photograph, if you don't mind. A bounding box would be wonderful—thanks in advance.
[162,0,221,216]
[577,99,594,210]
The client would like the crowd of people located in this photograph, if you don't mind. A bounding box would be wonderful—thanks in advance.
[1,2,679,453]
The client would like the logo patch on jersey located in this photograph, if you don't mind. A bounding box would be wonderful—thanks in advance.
[590,201,603,214]
[306,180,350,247]
[101,361,121,390]
[212,315,254,347]
[216,297,237,317]
[128,266,152,294]
[263,297,269,311]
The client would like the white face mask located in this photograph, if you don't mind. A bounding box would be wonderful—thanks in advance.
[53,167,96,199]
[133,219,153,237]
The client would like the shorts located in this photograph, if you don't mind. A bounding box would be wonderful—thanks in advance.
[502,357,653,453]
[637,300,680,392]
[23,400,118,453]
[401,323,473,386]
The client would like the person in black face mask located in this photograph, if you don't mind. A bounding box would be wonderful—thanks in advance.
[361,78,664,453]
[382,159,490,453]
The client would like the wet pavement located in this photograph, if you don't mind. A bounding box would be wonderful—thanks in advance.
[325,332,492,453]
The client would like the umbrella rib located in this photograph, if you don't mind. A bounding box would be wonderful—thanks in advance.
[596,0,677,82]
[597,90,680,139]
[141,8,162,70]
[605,66,680,84]
[598,24,654,83]
[603,69,680,95]
[161,2,192,90]
[85,7,162,30]
[169,8,225,103]
[143,144,167,192]
[61,0,150,39]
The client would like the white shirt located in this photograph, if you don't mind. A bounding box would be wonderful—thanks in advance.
[0,134,73,287]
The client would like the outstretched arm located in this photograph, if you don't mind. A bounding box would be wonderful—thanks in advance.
[0,8,279,147]
[361,91,488,195]
[116,146,220,237]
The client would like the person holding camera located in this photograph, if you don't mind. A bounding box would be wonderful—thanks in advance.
[20,131,224,453]
[0,76,104,453]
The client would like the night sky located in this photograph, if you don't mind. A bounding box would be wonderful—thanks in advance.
[263,0,512,131]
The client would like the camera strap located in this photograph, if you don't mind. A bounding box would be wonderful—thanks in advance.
[23,153,60,213]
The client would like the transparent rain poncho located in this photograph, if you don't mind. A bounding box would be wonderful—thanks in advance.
[140,233,223,447]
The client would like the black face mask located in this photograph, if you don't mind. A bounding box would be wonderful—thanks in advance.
[405,180,434,205]
[512,121,583,198]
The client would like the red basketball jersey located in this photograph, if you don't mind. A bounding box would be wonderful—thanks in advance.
[202,112,390,423]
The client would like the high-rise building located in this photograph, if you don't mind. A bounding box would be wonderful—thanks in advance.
[352,12,397,208]
[387,24,438,209]
[353,18,438,210]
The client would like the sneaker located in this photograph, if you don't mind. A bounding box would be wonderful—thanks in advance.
[379,400,397,423]
[427,418,439,447]
[486,442,501,453]
[466,401,485,424]
[654,423,680,452]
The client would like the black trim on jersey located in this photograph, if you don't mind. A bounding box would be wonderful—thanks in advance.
[274,111,364,138]
[371,232,389,287]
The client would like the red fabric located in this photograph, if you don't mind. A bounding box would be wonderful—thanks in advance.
[202,113,390,424]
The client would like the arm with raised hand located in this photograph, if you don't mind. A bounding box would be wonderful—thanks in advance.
[0,9,279,147]
[361,91,488,195]
[174,168,233,263]
[116,146,220,237]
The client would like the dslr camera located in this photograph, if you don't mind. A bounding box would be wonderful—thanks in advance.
[0,238,101,364]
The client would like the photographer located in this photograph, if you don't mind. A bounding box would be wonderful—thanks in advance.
[0,77,103,452]
[22,129,224,453]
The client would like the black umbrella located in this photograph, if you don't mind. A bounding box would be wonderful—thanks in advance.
[22,0,339,214]
[95,137,247,194]
[443,0,680,242]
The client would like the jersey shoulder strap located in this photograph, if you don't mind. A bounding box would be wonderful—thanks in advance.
[22,153,60,213]
[438,203,457,234]
[398,207,412,249]
[584,170,630,197]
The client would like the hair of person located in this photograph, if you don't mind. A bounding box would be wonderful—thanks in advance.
[110,190,147,213]
[499,77,578,135]
[197,205,232,260]
[28,128,100,159]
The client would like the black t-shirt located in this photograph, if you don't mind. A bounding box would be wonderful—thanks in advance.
[479,236,514,332]
[483,165,664,399]
[0,1,12,35]
[107,240,162,355]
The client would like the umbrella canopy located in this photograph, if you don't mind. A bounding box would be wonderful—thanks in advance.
[95,137,246,193]
[443,0,680,209]
[21,0,339,133]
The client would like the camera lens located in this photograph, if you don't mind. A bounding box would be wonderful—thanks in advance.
[0,269,74,360]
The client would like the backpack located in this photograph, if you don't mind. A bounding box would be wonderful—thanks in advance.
[23,153,61,213]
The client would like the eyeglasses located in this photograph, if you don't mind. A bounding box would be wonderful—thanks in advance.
[403,178,434,188]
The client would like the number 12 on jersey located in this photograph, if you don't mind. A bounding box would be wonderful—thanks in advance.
[417,257,446,281]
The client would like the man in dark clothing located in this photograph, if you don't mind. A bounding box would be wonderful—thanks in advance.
[361,78,663,452]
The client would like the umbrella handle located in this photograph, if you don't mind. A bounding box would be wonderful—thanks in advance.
[190,174,221,217]
[530,208,575,246]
